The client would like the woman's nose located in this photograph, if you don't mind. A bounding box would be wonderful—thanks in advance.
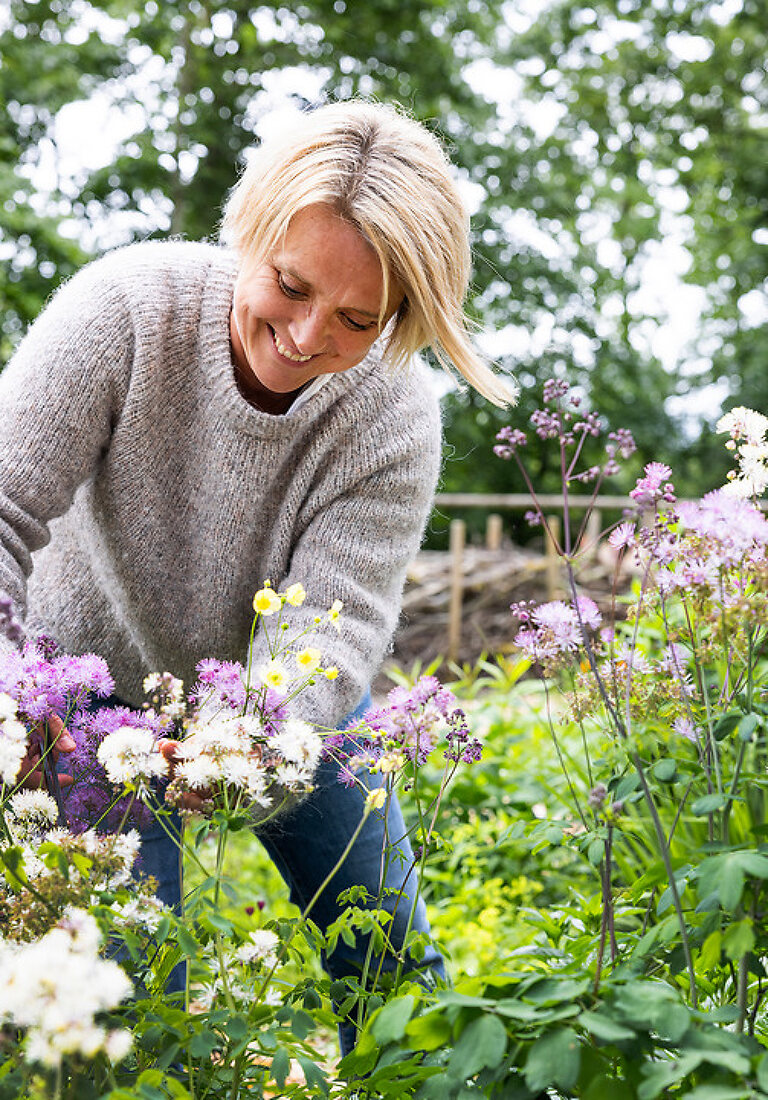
[290,308,329,354]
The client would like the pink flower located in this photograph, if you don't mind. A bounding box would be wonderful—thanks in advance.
[608,522,635,550]
[630,463,675,508]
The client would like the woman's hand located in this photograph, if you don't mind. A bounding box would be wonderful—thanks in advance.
[18,714,76,790]
[158,739,212,812]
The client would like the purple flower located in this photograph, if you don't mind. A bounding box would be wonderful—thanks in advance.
[192,659,247,708]
[494,426,527,460]
[0,595,25,643]
[630,463,676,508]
[332,676,480,777]
[673,716,698,744]
[532,601,582,651]
[65,705,162,832]
[677,490,768,565]
[0,644,114,723]
[608,522,635,550]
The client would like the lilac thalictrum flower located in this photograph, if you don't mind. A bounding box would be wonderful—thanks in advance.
[0,643,114,723]
[676,490,768,566]
[334,676,480,777]
[608,522,636,551]
[629,463,676,509]
[192,658,247,709]
[0,595,24,643]
[515,597,601,662]
[673,716,699,744]
[65,706,162,833]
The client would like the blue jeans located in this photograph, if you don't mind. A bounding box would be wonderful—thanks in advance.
[137,693,445,1054]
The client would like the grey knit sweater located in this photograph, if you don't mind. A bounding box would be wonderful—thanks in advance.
[0,241,442,728]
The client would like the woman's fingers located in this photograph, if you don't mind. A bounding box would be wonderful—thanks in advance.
[157,741,212,810]
[16,716,76,790]
[46,714,77,756]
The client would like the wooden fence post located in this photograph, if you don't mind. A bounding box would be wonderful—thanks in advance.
[486,513,503,551]
[545,515,561,600]
[448,518,465,662]
[584,508,602,559]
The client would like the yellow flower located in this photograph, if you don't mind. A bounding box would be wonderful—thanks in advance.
[284,583,307,607]
[259,659,288,691]
[327,599,343,630]
[378,752,405,774]
[253,586,282,616]
[324,666,339,681]
[296,647,322,673]
[365,787,387,811]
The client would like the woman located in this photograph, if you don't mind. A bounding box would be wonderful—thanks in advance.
[3,100,511,1050]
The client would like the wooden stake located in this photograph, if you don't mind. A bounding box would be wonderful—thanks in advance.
[486,512,503,551]
[448,518,465,662]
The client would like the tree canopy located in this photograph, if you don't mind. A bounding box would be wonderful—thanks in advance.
[1,0,765,530]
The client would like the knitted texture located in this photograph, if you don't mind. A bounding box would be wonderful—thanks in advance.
[0,241,442,728]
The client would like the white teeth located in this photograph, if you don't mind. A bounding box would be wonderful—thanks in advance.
[273,331,312,363]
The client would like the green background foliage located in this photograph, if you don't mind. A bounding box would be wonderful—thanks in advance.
[1,0,766,514]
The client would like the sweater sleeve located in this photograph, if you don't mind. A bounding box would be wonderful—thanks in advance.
[0,258,133,640]
[250,374,442,731]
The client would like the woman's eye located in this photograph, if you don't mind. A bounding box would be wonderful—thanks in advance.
[277,273,305,299]
[341,314,375,332]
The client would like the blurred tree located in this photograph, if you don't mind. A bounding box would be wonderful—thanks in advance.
[447,0,767,530]
[2,0,765,529]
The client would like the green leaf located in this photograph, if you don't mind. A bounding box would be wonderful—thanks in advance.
[756,1052,768,1092]
[719,858,747,911]
[189,1029,219,1059]
[524,1028,581,1092]
[578,1011,635,1043]
[679,1088,750,1100]
[713,713,741,741]
[405,1011,452,1051]
[297,1055,328,1095]
[653,758,677,782]
[738,713,761,742]
[224,1015,249,1042]
[587,837,604,865]
[372,995,416,1045]
[447,1014,508,1080]
[722,919,755,961]
[270,1047,291,1087]
[175,927,200,958]
[691,793,728,816]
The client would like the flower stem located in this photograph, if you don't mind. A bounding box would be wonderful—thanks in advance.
[633,752,698,1009]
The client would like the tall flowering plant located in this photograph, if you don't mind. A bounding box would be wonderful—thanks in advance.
[0,576,480,1099]
[495,384,768,1041]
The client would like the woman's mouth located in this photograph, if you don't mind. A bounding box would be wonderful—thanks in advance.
[271,328,313,363]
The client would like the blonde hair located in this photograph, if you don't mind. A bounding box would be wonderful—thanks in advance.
[222,100,514,407]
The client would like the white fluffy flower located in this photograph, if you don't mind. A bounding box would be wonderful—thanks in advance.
[8,789,58,827]
[0,712,28,786]
[0,691,19,722]
[717,406,768,444]
[0,909,132,1068]
[235,929,279,968]
[112,893,167,933]
[97,727,168,786]
[271,719,322,770]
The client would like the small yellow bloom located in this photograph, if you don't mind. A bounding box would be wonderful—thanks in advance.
[378,752,405,774]
[253,587,282,616]
[284,583,307,607]
[296,646,322,673]
[324,666,339,681]
[260,659,288,691]
[327,599,343,630]
[366,787,387,811]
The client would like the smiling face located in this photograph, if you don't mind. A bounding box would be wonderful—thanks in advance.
[230,204,402,413]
